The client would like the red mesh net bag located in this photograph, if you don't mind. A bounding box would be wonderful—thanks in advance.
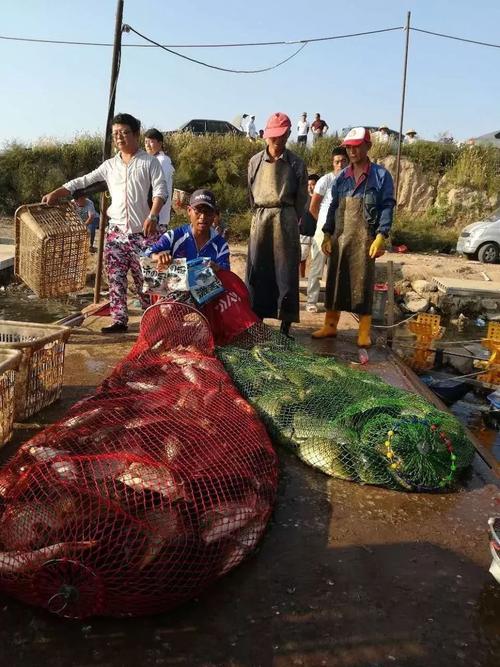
[0,303,278,618]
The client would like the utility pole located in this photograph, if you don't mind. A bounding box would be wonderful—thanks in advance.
[394,10,411,203]
[94,0,124,304]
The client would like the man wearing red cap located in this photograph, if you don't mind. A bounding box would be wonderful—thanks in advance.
[312,127,395,347]
[247,112,308,336]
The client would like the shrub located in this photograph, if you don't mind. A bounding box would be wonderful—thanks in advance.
[391,211,458,252]
[446,145,500,196]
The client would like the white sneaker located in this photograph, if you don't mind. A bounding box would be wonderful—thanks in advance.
[306,303,318,313]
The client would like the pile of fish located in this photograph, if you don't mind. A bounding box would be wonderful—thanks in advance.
[217,324,475,492]
[0,303,278,618]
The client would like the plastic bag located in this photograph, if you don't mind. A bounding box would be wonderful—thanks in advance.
[201,271,260,345]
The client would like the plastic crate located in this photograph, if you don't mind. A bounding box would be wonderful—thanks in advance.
[0,349,22,446]
[0,321,71,421]
[15,203,89,298]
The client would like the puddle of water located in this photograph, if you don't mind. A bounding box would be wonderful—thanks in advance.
[0,288,92,324]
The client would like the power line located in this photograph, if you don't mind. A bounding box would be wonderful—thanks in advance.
[123,25,308,74]
[0,26,403,49]
[1,24,499,52]
[412,27,500,49]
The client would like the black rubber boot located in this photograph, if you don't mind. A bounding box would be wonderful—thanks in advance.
[279,320,293,339]
[101,322,128,334]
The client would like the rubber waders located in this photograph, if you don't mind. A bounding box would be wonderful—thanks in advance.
[312,310,341,339]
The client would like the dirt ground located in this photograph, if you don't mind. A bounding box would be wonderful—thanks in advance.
[0,287,499,667]
[229,242,500,286]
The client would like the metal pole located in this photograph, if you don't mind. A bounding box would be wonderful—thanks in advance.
[394,10,411,203]
[94,0,124,304]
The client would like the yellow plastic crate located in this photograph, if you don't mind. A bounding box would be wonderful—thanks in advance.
[15,203,89,298]
[0,321,71,421]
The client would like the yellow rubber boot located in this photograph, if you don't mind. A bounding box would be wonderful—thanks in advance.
[357,315,372,348]
[312,310,341,339]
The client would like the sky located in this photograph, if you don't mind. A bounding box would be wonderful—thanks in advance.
[1,0,499,146]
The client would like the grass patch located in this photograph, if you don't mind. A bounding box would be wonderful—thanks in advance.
[391,211,458,252]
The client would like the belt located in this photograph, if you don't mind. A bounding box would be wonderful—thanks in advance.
[108,226,144,237]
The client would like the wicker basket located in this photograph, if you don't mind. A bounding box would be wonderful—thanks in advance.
[15,203,89,298]
[0,321,71,421]
[0,349,22,446]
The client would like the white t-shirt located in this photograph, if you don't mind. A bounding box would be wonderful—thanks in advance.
[247,119,258,139]
[313,172,337,233]
[297,120,309,137]
[155,151,175,226]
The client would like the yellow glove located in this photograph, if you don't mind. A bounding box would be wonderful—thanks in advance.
[321,233,333,256]
[369,233,386,259]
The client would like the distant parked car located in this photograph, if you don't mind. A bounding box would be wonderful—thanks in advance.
[171,119,244,136]
[456,208,500,263]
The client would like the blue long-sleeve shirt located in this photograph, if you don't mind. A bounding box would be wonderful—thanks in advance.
[144,224,230,270]
[322,162,395,237]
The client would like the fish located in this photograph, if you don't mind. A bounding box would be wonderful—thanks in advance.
[85,457,129,481]
[0,498,77,550]
[126,381,163,393]
[200,501,258,544]
[217,520,267,576]
[61,407,103,429]
[163,436,182,463]
[138,507,183,570]
[116,462,187,501]
[0,468,18,499]
[27,445,69,463]
[26,446,78,482]
[218,543,247,576]
[234,518,267,551]
[0,541,95,575]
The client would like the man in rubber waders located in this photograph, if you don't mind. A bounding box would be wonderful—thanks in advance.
[246,112,308,338]
[312,127,395,347]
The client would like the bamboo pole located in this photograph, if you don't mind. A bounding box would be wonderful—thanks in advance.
[94,0,124,304]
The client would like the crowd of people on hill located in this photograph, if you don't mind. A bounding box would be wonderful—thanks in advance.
[42,110,395,346]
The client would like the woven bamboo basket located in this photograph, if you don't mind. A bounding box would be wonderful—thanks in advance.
[15,203,89,298]
[0,349,22,446]
[0,321,71,421]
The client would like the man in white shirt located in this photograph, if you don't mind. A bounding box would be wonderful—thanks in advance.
[297,113,309,145]
[372,125,391,144]
[42,113,167,334]
[404,129,419,144]
[144,128,175,227]
[305,146,348,312]
[247,115,258,140]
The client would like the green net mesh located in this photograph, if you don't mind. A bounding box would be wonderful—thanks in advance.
[217,324,475,492]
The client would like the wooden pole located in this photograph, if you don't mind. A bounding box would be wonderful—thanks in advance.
[386,260,395,348]
[394,11,411,203]
[94,0,124,304]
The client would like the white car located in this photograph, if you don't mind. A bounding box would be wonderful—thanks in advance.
[456,208,500,263]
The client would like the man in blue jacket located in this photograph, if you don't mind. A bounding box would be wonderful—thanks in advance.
[312,127,395,347]
[145,189,230,271]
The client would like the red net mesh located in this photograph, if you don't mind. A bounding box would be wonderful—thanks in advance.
[0,303,278,618]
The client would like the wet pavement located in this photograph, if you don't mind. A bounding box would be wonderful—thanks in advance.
[0,312,499,666]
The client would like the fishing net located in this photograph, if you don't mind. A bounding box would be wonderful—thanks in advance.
[217,323,475,492]
[0,303,278,618]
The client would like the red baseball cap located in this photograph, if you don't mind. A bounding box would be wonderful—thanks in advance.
[263,112,291,138]
[342,127,371,147]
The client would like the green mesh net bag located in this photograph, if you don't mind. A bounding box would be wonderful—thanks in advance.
[217,324,475,492]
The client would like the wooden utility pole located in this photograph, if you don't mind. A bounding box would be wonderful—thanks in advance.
[94,0,124,304]
[394,10,411,203]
